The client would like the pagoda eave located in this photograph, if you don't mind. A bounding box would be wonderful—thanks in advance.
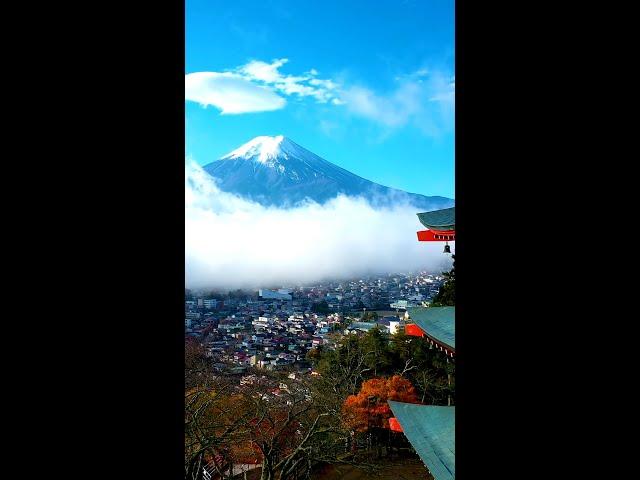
[417,230,455,242]
[405,323,455,358]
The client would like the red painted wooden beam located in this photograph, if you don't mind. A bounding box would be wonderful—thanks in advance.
[417,229,456,242]
[405,323,425,337]
[389,417,403,432]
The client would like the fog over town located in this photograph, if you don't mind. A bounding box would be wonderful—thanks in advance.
[185,161,453,289]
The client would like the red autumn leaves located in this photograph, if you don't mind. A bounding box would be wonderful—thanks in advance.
[342,375,419,432]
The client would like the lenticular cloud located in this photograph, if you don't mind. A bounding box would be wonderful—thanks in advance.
[185,160,452,289]
[185,72,286,114]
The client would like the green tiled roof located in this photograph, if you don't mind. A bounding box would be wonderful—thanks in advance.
[388,401,455,480]
[407,307,455,349]
[417,207,455,230]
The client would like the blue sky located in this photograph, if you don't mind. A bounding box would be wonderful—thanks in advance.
[186,0,455,198]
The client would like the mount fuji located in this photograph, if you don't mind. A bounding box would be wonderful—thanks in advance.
[202,135,454,210]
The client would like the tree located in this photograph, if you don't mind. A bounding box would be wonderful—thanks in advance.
[305,345,324,365]
[186,367,364,480]
[388,332,455,405]
[316,335,377,397]
[432,255,455,306]
[342,375,419,433]
[232,374,354,480]
[185,338,210,389]
[361,311,378,322]
[361,328,391,376]
[185,327,453,479]
[185,379,250,479]
[312,300,330,314]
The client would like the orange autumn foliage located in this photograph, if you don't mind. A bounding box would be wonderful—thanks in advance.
[342,375,419,432]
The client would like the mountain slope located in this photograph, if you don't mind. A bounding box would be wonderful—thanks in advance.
[203,136,454,210]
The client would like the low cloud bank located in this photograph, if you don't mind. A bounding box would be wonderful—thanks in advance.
[186,161,453,290]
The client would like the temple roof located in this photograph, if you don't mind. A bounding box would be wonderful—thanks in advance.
[407,307,455,349]
[417,207,455,231]
[388,401,455,480]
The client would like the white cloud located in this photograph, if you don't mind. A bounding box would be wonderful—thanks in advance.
[341,69,455,137]
[238,58,289,83]
[185,72,286,114]
[237,58,340,104]
[185,160,453,289]
[185,60,454,138]
[185,59,341,115]
[342,86,409,127]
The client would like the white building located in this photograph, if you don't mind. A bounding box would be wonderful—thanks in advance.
[259,289,292,301]
[203,299,217,309]
[388,320,400,335]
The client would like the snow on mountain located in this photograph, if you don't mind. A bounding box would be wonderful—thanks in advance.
[221,135,288,164]
[203,135,454,210]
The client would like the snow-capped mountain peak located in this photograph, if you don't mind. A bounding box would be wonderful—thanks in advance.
[221,135,291,164]
[205,135,454,210]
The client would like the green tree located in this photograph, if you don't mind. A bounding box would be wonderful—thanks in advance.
[312,300,330,314]
[388,332,455,405]
[361,328,391,376]
[432,255,455,306]
[361,311,378,322]
[316,335,377,397]
[306,345,324,365]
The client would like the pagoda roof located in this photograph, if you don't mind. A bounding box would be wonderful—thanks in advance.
[407,307,455,349]
[417,207,455,230]
[388,401,455,480]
